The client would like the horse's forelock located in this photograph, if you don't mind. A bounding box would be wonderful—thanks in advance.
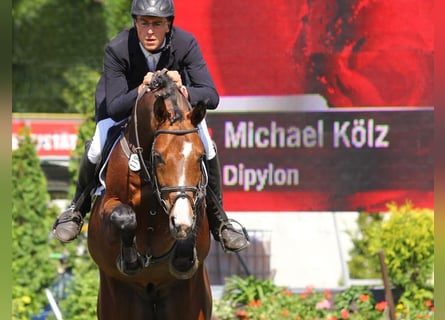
[149,73,176,92]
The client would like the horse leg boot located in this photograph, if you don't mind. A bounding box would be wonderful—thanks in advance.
[53,141,96,242]
[205,154,249,253]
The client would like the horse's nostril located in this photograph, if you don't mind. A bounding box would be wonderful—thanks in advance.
[170,216,176,227]
[177,229,187,239]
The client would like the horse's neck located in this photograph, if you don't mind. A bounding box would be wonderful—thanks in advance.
[126,108,156,155]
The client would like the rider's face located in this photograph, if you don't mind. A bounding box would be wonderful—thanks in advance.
[134,16,170,52]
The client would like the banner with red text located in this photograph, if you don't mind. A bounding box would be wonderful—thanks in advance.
[12,115,83,160]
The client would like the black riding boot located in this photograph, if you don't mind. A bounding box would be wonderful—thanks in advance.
[53,141,97,242]
[206,154,249,253]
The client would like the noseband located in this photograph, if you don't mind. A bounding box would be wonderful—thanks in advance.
[151,128,208,216]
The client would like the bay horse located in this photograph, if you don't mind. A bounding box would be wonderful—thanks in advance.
[87,71,212,319]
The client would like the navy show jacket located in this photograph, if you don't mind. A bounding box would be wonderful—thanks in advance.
[95,26,219,122]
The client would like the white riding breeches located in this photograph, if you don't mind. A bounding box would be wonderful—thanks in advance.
[197,119,216,160]
[87,118,118,164]
[87,117,216,163]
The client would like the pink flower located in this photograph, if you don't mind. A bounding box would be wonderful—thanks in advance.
[316,299,332,310]
[341,308,349,319]
[305,285,314,294]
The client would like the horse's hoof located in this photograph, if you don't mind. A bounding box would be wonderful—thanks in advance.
[116,254,144,276]
[110,204,137,231]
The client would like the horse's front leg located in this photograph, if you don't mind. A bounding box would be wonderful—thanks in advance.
[110,204,144,275]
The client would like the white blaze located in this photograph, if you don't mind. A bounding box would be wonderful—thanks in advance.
[171,198,193,227]
[179,142,193,185]
[171,141,194,227]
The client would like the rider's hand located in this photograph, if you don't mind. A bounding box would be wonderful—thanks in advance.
[166,70,189,99]
[166,70,182,87]
[138,70,189,99]
[138,72,155,94]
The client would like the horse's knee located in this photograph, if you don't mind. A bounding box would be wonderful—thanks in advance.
[110,204,137,231]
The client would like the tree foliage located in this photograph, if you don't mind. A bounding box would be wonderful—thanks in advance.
[12,0,131,114]
[11,127,101,319]
[58,253,99,320]
[347,202,434,311]
[347,212,384,280]
[61,64,100,192]
[370,202,434,309]
[11,127,58,319]
[101,0,133,40]
[12,1,135,317]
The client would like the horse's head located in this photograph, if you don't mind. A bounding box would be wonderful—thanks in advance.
[149,72,208,240]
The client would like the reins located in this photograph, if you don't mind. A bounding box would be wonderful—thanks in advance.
[129,69,183,183]
[130,84,154,183]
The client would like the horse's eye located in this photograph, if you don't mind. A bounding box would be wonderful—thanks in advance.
[153,152,164,165]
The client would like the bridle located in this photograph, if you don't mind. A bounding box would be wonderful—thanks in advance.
[150,127,208,216]
[123,69,207,218]
[112,71,209,269]
[117,124,208,268]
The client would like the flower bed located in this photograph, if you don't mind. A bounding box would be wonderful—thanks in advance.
[213,203,434,319]
[212,276,434,320]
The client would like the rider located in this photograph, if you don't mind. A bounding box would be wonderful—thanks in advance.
[53,0,249,253]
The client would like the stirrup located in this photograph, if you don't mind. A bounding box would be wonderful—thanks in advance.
[218,218,250,254]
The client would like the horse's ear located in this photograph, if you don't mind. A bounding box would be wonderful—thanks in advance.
[154,97,169,123]
[189,100,207,127]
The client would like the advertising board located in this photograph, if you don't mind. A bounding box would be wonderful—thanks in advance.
[12,114,83,161]
[12,96,433,213]
[206,97,433,212]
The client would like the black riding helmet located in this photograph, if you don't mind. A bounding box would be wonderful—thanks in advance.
[131,0,175,52]
[131,0,174,18]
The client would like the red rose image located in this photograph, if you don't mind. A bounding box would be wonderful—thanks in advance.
[292,0,433,107]
[176,0,433,107]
